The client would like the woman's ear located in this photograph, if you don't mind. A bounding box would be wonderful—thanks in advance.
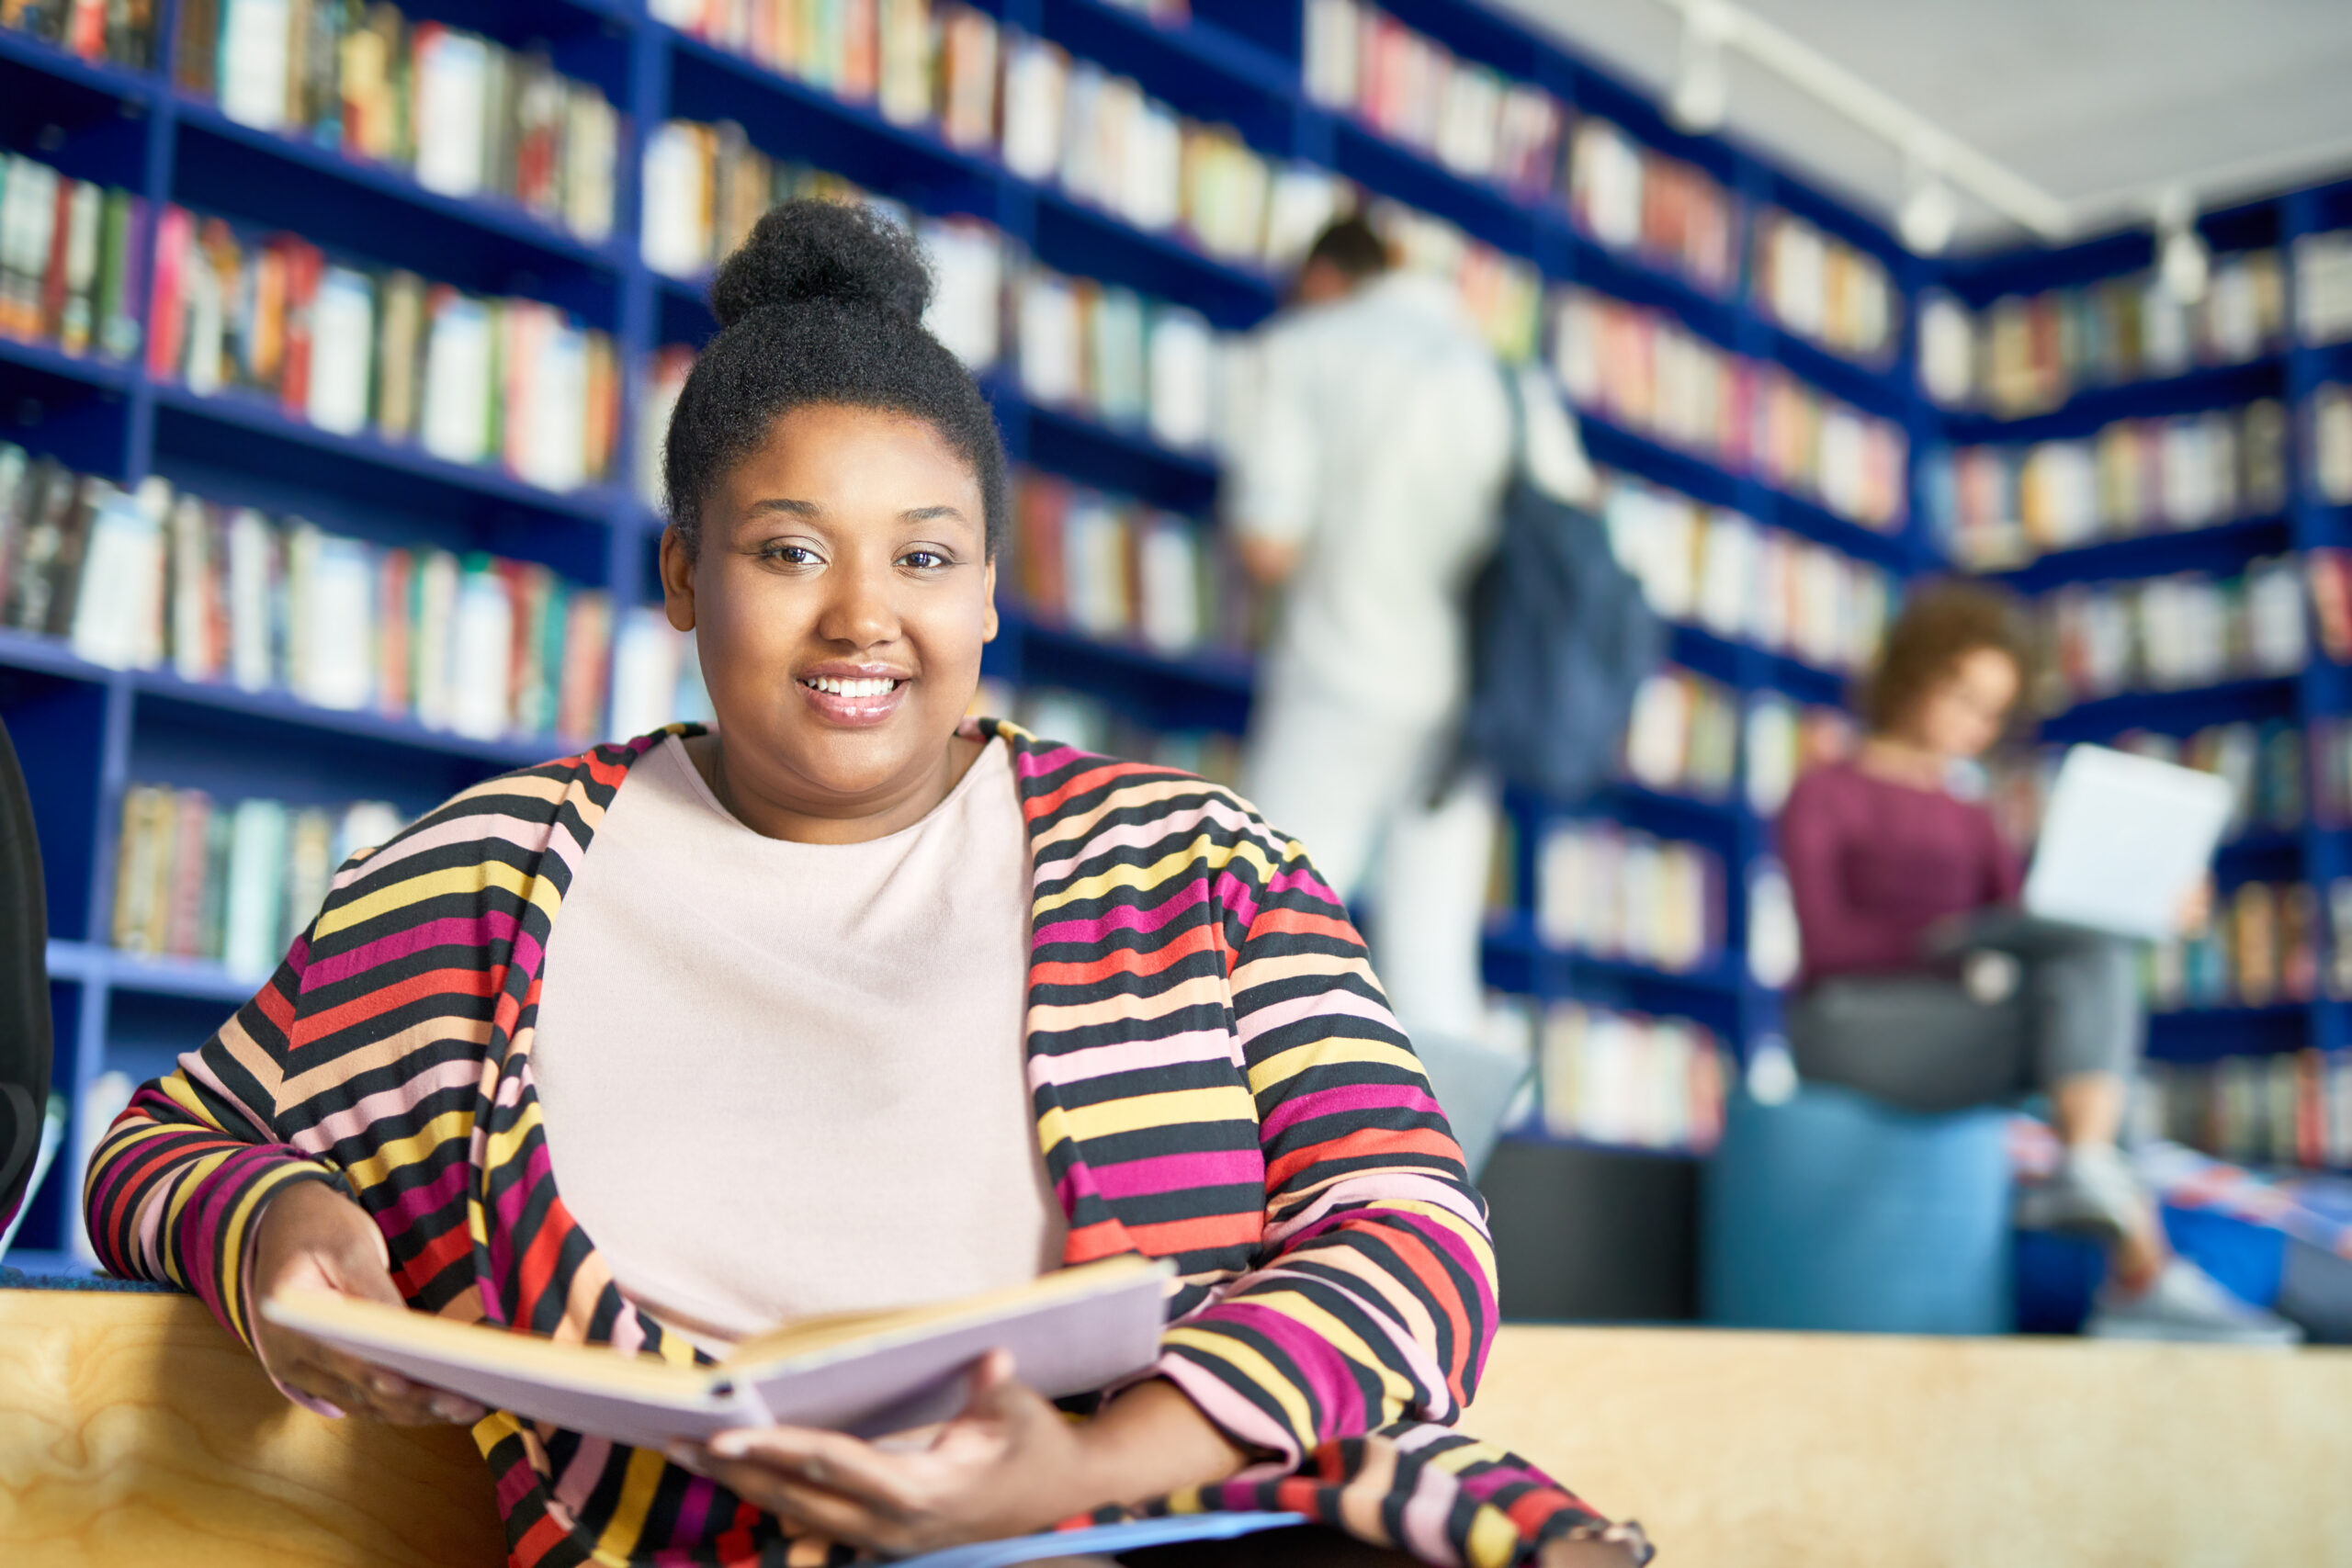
[980,556,999,643]
[659,525,697,633]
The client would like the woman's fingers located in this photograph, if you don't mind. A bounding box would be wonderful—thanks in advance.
[704,1427,924,1515]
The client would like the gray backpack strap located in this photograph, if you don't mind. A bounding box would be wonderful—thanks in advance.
[1498,361,1529,481]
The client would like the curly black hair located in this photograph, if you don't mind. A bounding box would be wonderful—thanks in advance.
[662,199,1009,558]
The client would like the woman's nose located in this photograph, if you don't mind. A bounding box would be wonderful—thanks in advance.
[816,563,900,649]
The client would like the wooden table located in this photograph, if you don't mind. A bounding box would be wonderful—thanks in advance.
[6,1291,2349,1567]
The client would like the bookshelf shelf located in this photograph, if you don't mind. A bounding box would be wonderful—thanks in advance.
[2144,1001,2312,1064]
[0,626,586,770]
[2037,676,2300,744]
[145,381,626,527]
[45,941,264,1007]
[1979,514,2295,593]
[0,334,137,396]
[1939,356,2290,444]
[1042,0,1300,107]
[0,28,153,107]
[168,100,628,279]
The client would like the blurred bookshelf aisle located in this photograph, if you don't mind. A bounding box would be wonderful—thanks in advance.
[4,0,2350,1268]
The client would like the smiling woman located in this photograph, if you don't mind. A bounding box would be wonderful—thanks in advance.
[82,200,1647,1568]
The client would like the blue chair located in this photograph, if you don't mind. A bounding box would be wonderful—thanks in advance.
[1702,1083,2016,1335]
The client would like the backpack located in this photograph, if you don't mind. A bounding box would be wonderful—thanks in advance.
[1455,370,1667,803]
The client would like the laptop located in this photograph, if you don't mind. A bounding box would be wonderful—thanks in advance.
[2021,743,2236,942]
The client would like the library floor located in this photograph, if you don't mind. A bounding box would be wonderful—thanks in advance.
[5,1289,2347,1568]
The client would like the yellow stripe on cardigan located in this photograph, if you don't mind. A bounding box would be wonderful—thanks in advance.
[1040,1084,1258,1146]
[1464,1505,1525,1568]
[1246,1038,1426,1098]
[1158,1323,1317,1449]
[341,1107,475,1193]
[590,1443,672,1566]
[312,858,556,942]
[212,1162,332,1345]
[1030,833,1282,917]
[1221,1284,1419,1425]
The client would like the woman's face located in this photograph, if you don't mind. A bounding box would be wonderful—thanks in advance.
[1907,646,2019,762]
[660,402,995,836]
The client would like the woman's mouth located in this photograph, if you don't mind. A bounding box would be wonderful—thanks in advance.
[797,673,908,726]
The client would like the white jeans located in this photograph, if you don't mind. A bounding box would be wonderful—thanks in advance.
[1239,693,1496,1051]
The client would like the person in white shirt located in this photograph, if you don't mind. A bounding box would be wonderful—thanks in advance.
[1227,215,1594,1168]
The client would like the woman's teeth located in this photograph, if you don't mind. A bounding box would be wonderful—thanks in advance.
[803,676,899,697]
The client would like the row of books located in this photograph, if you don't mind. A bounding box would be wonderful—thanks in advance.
[1741,695,1856,819]
[1304,0,1564,202]
[2144,1051,2352,1173]
[1931,400,2290,570]
[2306,548,2352,664]
[2298,231,2352,348]
[1914,250,2288,416]
[1521,999,1727,1154]
[1564,118,1736,299]
[0,152,142,362]
[1012,265,1217,453]
[177,0,619,245]
[1302,3,1903,375]
[1533,818,1723,976]
[2313,384,2352,505]
[1554,289,1909,531]
[2145,880,2317,1013]
[640,124,910,279]
[648,1,1327,275]
[2302,716,2352,831]
[968,678,1240,788]
[1749,207,1900,367]
[1005,469,1260,660]
[19,457,627,740]
[650,0,996,147]
[4,0,152,67]
[1986,724,2307,851]
[605,606,714,742]
[148,204,621,491]
[1620,667,1738,803]
[1303,2,1741,310]
[2036,557,2309,708]
[1602,476,1896,676]
[1373,196,1542,361]
[645,155,1226,452]
[111,784,402,980]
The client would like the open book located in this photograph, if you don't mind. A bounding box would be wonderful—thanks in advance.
[261,1255,1174,1452]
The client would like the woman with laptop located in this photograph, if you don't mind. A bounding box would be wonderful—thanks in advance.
[1779,581,2294,1345]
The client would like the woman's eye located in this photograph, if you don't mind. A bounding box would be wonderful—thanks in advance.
[900,549,951,570]
[762,544,820,567]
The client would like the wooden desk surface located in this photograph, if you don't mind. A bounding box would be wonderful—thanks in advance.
[6,1291,2350,1567]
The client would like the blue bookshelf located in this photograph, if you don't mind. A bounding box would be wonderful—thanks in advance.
[1933,174,2352,1093]
[7,1,2346,1258]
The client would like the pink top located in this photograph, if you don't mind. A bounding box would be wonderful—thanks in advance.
[529,734,1065,1351]
[1778,758,2023,989]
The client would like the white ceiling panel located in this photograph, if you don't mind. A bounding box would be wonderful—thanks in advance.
[1488,0,2352,249]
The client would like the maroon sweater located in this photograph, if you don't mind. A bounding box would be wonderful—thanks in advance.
[1779,759,2023,989]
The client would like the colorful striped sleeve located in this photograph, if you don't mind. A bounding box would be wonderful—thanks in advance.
[1150,819,1499,1468]
[82,926,345,1349]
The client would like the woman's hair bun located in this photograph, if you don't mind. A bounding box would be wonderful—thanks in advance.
[709,198,933,329]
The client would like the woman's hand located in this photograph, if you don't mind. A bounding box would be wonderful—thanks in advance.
[248,1179,485,1427]
[678,1354,1248,1557]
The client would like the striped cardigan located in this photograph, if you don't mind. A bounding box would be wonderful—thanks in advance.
[85,721,1645,1567]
